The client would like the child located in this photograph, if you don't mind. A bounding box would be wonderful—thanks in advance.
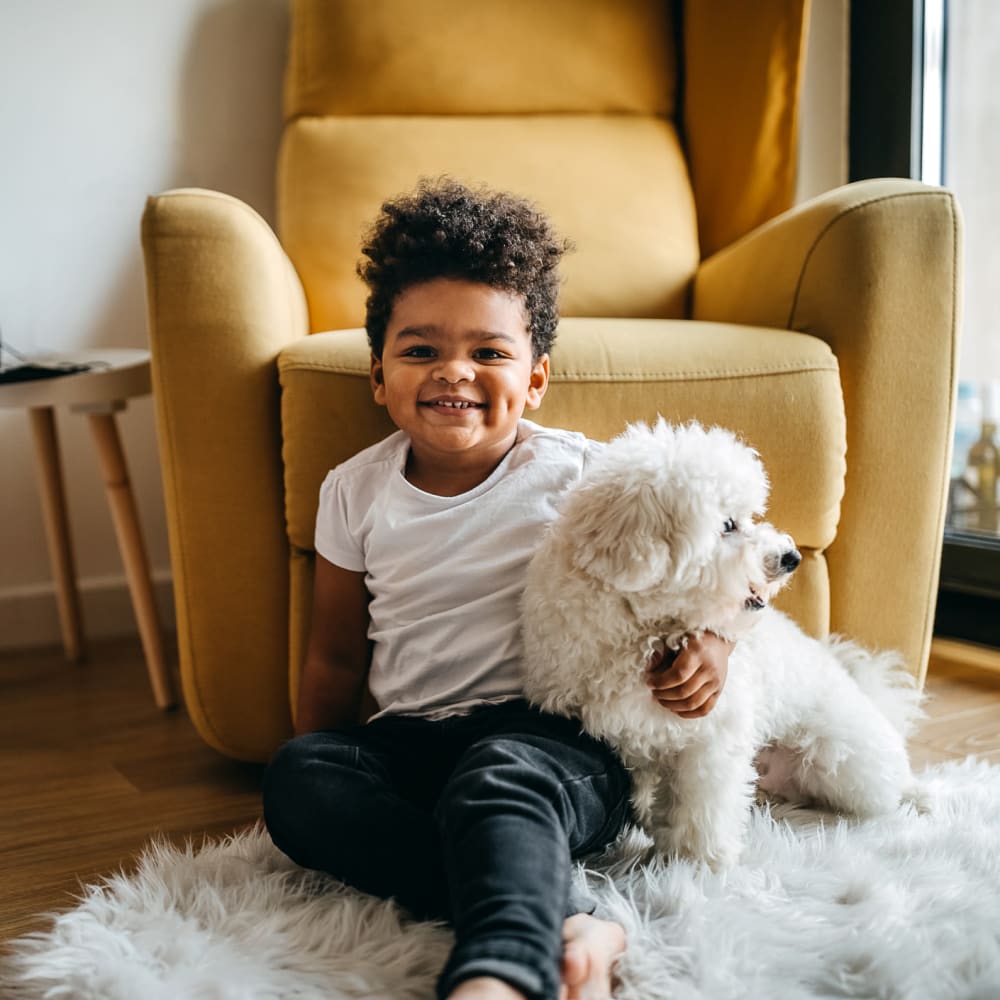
[262,178,732,1000]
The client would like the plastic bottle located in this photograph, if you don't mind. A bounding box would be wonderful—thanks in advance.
[967,380,1000,533]
[952,381,981,481]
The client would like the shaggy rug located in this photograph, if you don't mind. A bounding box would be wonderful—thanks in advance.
[4,757,1000,999]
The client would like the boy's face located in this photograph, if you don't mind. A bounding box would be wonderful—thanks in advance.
[371,278,549,474]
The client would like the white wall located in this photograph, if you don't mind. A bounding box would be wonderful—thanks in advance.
[0,0,848,650]
[0,0,288,647]
[797,0,850,203]
[945,1,1000,385]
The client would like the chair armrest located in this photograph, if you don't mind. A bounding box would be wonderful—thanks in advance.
[142,189,308,759]
[693,179,963,683]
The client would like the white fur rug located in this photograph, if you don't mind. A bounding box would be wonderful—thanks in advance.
[5,758,1000,999]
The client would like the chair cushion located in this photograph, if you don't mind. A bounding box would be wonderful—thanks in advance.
[278,116,699,333]
[284,0,676,117]
[280,316,843,661]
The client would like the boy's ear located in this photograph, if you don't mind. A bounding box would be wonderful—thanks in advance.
[370,354,386,405]
[524,354,550,411]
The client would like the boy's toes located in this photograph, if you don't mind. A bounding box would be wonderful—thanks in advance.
[560,913,626,1000]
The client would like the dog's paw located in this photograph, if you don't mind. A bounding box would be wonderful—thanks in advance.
[654,825,742,872]
[902,780,932,815]
[699,841,742,873]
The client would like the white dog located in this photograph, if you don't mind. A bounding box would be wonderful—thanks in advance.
[521,420,923,870]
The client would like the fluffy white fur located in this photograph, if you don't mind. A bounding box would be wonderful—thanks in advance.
[521,419,924,870]
[5,761,1000,999]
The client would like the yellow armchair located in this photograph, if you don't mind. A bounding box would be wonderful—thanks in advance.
[142,0,961,761]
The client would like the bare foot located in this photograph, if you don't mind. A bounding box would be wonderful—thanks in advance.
[448,976,526,1000]
[560,912,626,1000]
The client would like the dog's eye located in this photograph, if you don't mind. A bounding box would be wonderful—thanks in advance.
[723,518,739,534]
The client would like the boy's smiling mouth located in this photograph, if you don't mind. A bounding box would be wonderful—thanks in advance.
[421,396,486,410]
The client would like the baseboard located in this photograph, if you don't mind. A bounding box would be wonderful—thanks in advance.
[930,636,1000,676]
[0,571,176,651]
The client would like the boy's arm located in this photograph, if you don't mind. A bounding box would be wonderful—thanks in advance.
[295,554,372,735]
[645,632,734,719]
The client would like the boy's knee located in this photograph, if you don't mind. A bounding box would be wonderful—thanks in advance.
[263,736,313,820]
[438,737,565,819]
[437,735,631,855]
[263,733,355,819]
[264,731,317,783]
[262,732,363,861]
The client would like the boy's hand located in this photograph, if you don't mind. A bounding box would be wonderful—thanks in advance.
[646,632,734,718]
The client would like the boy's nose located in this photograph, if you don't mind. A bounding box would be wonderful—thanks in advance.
[434,359,475,382]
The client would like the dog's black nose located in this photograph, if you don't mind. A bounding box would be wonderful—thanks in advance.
[780,549,802,574]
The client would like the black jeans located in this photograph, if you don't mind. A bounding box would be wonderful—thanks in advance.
[262,699,631,1000]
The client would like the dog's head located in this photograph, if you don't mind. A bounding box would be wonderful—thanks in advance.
[564,419,800,634]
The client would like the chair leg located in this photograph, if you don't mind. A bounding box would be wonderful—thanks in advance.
[28,406,85,662]
[87,410,177,710]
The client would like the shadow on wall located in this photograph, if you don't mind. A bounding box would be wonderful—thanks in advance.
[93,0,290,354]
[175,0,289,227]
[33,0,293,610]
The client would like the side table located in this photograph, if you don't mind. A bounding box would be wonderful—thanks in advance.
[0,348,176,709]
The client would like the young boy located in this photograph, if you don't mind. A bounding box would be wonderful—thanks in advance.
[262,179,732,1000]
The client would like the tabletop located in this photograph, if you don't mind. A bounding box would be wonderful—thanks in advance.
[0,349,152,410]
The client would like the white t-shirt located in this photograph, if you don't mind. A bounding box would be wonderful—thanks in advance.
[315,419,597,719]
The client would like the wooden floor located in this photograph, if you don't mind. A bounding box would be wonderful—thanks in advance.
[0,638,263,942]
[1,636,999,945]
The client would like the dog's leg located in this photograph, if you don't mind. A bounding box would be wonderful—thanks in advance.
[628,766,659,836]
[783,693,917,817]
[652,731,758,871]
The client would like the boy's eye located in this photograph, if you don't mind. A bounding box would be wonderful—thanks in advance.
[473,348,506,360]
[402,346,435,358]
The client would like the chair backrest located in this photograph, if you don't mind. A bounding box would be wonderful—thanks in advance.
[277,0,807,334]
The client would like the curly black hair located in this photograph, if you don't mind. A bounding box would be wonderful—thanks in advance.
[357,178,572,359]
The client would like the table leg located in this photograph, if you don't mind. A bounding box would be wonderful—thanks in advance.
[87,411,176,709]
[28,406,85,662]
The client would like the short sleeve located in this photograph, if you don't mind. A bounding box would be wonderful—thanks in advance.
[314,471,366,572]
[582,436,606,473]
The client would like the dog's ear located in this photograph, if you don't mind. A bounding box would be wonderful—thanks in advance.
[568,480,671,592]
